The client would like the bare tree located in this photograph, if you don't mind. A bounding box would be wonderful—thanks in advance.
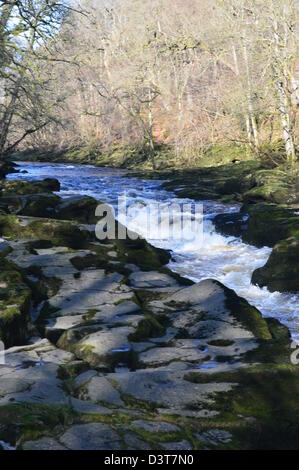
[0,0,71,158]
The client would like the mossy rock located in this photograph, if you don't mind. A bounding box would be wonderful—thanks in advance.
[21,194,61,218]
[198,143,253,167]
[161,160,262,201]
[128,316,165,342]
[243,167,298,205]
[215,202,299,255]
[185,364,299,449]
[214,175,255,196]
[223,283,272,340]
[0,213,22,238]
[0,195,24,214]
[244,203,299,247]
[252,235,299,292]
[55,195,99,224]
[23,219,89,249]
[243,182,296,205]
[265,317,291,344]
[1,188,99,224]
[214,212,248,238]
[0,214,89,249]
[0,178,60,196]
[0,260,31,347]
[0,403,76,447]
[115,230,171,271]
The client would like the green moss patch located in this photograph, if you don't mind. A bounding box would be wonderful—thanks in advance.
[0,260,32,347]
[0,403,77,447]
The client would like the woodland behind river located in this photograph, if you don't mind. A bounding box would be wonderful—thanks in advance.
[0,0,298,168]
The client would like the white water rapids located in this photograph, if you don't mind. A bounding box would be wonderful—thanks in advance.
[8,162,299,339]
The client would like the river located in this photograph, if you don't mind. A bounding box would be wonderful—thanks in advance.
[8,161,299,339]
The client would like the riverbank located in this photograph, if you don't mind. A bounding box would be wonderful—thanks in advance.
[9,143,252,170]
[0,162,299,449]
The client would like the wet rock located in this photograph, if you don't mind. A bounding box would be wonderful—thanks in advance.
[0,238,11,258]
[69,397,112,415]
[45,314,86,340]
[214,212,247,238]
[110,369,232,412]
[59,423,122,450]
[243,168,298,205]
[21,193,61,218]
[149,327,177,345]
[0,195,24,214]
[74,369,97,387]
[123,430,152,450]
[0,193,59,218]
[0,339,74,406]
[55,195,99,224]
[129,271,179,289]
[116,236,171,270]
[0,178,60,195]
[92,300,141,324]
[0,166,297,450]
[150,279,271,341]
[131,342,155,353]
[244,203,299,248]
[196,429,232,446]
[23,437,66,450]
[0,260,31,347]
[77,375,124,406]
[139,344,208,367]
[131,420,180,433]
[59,326,134,368]
[0,214,89,248]
[162,160,261,202]
[252,236,299,292]
[0,376,34,398]
[161,440,193,450]
[47,270,133,317]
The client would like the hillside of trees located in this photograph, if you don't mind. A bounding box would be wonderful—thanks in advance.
[0,0,298,168]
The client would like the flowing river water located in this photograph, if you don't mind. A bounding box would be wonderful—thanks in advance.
[8,161,299,339]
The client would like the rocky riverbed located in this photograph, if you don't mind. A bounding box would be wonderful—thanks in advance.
[0,161,298,450]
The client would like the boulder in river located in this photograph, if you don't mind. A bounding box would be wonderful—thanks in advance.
[55,195,99,224]
[0,178,60,195]
[0,161,19,179]
[252,235,299,292]
[215,203,299,248]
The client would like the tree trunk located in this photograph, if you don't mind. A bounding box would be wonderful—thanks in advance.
[276,79,296,164]
[290,76,299,106]
[242,39,259,150]
[232,44,252,147]
[273,18,296,165]
[0,84,19,159]
[148,89,155,169]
